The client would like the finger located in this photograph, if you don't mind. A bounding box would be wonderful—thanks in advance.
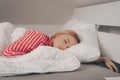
[111,64,119,72]
[107,64,113,71]
[113,67,119,73]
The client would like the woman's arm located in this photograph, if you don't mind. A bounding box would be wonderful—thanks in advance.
[96,57,118,73]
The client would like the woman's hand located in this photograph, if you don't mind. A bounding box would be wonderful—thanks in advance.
[96,57,118,72]
[104,57,118,73]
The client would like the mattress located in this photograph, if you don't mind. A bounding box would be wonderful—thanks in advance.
[0,64,119,80]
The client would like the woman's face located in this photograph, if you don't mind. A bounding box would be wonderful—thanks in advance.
[52,34,77,50]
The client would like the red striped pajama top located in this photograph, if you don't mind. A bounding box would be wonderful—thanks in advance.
[2,30,51,57]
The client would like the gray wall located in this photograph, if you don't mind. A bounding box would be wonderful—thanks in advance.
[0,0,119,25]
[15,25,63,36]
[0,0,74,25]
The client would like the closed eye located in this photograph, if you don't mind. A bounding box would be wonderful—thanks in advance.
[64,39,67,44]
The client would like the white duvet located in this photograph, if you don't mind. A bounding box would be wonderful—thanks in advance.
[0,46,80,77]
[0,22,80,77]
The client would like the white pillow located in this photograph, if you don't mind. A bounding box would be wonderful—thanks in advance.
[98,32,120,64]
[62,19,100,62]
[63,19,97,34]
[0,22,14,53]
[11,27,27,42]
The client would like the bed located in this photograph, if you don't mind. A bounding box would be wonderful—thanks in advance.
[0,23,119,80]
[0,64,119,80]
[0,1,120,80]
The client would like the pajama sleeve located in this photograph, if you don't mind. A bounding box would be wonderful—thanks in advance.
[2,30,51,57]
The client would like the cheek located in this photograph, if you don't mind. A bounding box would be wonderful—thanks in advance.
[53,39,62,47]
[72,41,77,45]
[70,39,77,46]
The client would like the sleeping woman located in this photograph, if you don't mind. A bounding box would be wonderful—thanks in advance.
[1,29,120,73]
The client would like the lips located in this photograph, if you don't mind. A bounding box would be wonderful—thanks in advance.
[59,46,62,49]
[59,46,64,50]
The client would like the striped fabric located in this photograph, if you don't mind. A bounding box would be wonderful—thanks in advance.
[2,30,51,57]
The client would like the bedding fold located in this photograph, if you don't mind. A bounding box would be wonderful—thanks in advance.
[0,46,80,77]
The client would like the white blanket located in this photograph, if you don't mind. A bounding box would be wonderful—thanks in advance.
[0,46,80,77]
